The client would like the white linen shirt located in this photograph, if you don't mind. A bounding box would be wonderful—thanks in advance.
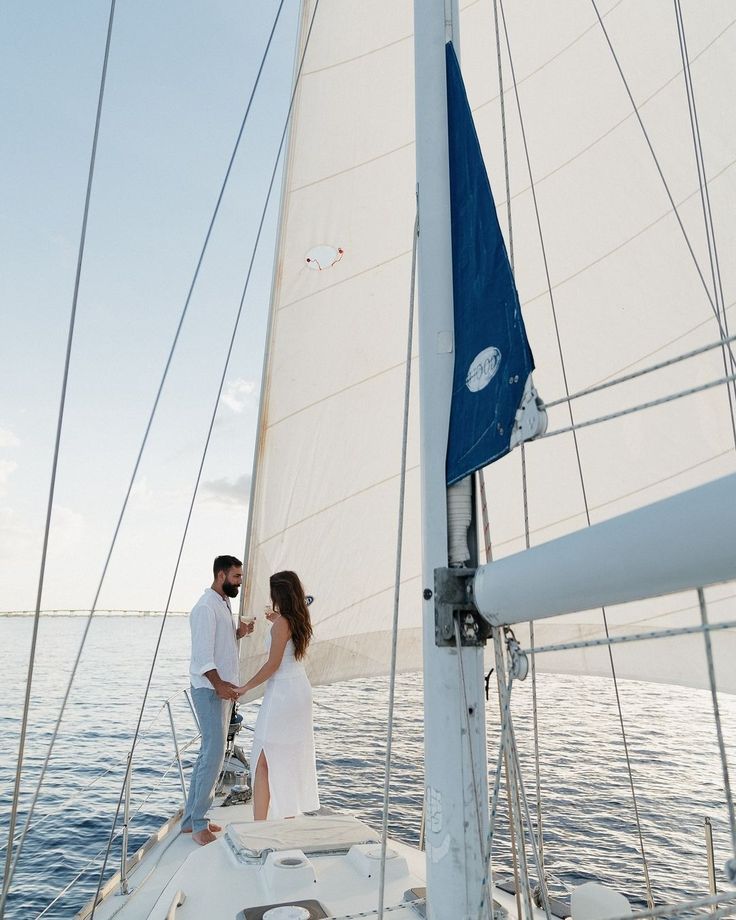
[189,588,240,688]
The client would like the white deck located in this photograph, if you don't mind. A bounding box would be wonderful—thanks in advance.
[82,797,540,920]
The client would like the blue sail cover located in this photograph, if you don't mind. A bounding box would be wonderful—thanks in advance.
[445,42,535,487]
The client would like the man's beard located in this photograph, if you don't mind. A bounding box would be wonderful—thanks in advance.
[223,581,239,598]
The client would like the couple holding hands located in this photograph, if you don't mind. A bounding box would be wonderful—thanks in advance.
[183,555,319,845]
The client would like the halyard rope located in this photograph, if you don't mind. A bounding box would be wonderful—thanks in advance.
[377,211,418,920]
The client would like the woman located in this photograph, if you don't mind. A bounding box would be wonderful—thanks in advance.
[238,571,320,820]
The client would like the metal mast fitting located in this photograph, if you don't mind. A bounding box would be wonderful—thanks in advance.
[434,567,490,647]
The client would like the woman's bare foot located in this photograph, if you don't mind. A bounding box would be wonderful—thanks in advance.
[191,828,217,846]
[182,822,222,834]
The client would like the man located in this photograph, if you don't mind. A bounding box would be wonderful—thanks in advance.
[182,554,254,845]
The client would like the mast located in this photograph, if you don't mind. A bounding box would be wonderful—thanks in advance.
[414,3,489,917]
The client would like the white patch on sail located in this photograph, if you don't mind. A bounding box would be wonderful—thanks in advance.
[465,346,501,392]
[304,244,344,271]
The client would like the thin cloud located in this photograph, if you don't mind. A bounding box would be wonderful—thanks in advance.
[0,428,20,448]
[0,507,35,584]
[0,460,18,497]
[52,504,85,546]
[201,473,251,506]
[221,378,256,414]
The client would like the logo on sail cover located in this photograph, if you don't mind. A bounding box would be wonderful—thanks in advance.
[465,346,501,392]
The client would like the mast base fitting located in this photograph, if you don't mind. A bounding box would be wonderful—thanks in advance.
[434,567,490,647]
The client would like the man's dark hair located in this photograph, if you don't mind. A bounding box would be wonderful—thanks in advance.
[213,555,242,578]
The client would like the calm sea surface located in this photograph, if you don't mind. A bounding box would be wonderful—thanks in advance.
[0,616,734,918]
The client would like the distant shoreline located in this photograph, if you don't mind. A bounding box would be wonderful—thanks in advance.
[0,611,189,618]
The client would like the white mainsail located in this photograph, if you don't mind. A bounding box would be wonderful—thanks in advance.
[242,0,736,692]
[469,0,736,692]
[240,0,422,685]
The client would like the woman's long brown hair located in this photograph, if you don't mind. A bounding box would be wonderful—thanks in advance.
[269,570,313,660]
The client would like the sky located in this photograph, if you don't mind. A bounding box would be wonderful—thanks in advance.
[0,1,301,613]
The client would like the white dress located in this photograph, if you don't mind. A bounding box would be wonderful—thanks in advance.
[251,631,320,819]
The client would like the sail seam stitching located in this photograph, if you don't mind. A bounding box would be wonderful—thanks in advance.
[254,464,420,548]
[266,355,418,430]
[491,446,733,551]
[522,156,736,307]
[286,18,734,204]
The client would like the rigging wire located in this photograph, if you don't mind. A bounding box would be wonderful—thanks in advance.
[478,469,523,917]
[2,0,290,903]
[478,468,525,919]
[521,446,545,876]
[478,467,525,920]
[481,7,536,915]
[495,0,655,905]
[497,0,546,874]
[697,591,736,873]
[479,669,516,920]
[88,3,322,913]
[493,635,535,920]
[589,0,736,446]
[523,619,736,658]
[540,371,736,439]
[673,0,736,444]
[506,712,553,920]
[0,687,196,855]
[376,211,417,920]
[544,333,736,409]
[34,730,199,920]
[0,3,117,914]
[34,835,123,920]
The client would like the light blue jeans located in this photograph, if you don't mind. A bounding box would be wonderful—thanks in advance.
[181,687,230,833]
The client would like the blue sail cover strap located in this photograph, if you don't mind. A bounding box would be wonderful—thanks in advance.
[445,42,535,487]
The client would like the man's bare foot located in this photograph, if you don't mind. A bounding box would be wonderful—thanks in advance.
[182,822,222,834]
[191,828,217,846]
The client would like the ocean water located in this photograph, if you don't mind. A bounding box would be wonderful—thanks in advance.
[0,616,734,919]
